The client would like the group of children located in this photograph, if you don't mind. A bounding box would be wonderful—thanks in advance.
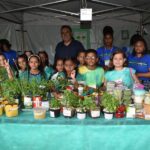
[0,35,150,91]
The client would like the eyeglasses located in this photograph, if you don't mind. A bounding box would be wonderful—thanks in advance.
[86,56,96,60]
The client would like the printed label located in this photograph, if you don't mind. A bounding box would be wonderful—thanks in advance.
[63,109,71,117]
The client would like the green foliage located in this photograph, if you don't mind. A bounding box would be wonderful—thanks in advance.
[50,98,61,108]
[101,92,119,112]
[0,67,7,81]
[76,99,86,112]
[29,79,50,99]
[83,96,99,110]
[62,90,79,108]
[53,78,71,91]
[20,79,31,96]
[1,79,21,104]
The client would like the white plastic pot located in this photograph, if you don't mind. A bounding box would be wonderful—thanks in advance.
[134,95,145,104]
[42,101,49,111]
[90,110,100,118]
[103,109,113,120]
[77,112,86,119]
[24,96,32,108]
[104,112,113,120]
[63,107,74,117]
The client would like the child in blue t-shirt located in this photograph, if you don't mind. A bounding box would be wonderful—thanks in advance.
[105,50,140,88]
[97,26,118,69]
[128,37,150,90]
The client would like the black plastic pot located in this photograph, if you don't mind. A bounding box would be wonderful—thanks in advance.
[49,108,60,118]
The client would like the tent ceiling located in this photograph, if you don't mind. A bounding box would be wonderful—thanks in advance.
[0,0,150,25]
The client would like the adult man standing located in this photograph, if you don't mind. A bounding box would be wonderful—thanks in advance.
[55,25,85,60]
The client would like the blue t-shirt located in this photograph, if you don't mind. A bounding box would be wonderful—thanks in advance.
[128,54,150,81]
[55,39,85,59]
[2,49,17,66]
[105,67,135,88]
[122,46,133,57]
[97,46,118,66]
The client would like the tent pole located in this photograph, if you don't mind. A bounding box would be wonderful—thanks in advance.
[89,0,150,14]
[21,12,25,51]
[0,0,70,14]
[140,13,144,36]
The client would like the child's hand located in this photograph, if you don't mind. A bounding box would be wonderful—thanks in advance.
[70,70,76,79]
[4,60,10,70]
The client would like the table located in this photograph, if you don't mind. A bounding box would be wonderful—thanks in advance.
[0,111,150,150]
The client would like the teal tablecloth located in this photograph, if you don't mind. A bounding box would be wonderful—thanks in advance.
[0,111,150,150]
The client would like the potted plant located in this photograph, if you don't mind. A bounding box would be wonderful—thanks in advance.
[38,80,51,110]
[84,96,101,118]
[76,99,87,119]
[30,79,43,108]
[115,89,132,118]
[101,92,119,120]
[2,79,21,117]
[61,90,78,118]
[20,79,32,109]
[49,98,61,118]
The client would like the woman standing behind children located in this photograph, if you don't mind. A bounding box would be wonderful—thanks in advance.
[128,37,150,90]
[0,53,13,80]
[97,26,118,70]
[105,50,139,88]
[38,51,54,80]
[16,54,28,80]
[78,49,104,88]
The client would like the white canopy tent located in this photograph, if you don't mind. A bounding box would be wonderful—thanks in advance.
[0,0,150,63]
